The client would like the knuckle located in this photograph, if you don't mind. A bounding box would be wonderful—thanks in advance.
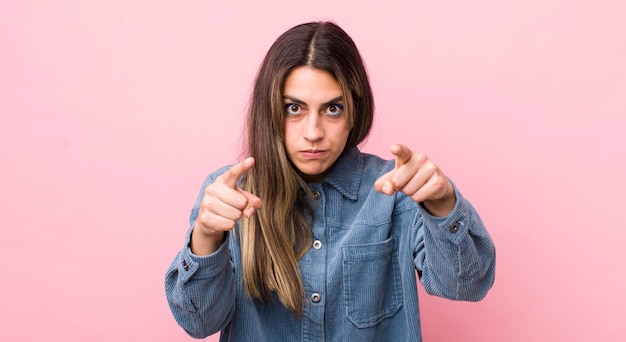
[414,153,428,164]
[202,193,218,208]
[196,215,211,231]
[204,183,219,196]
[432,177,445,191]
[424,162,437,175]
[233,193,248,210]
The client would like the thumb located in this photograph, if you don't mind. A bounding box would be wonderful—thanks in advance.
[374,171,395,195]
[242,191,262,218]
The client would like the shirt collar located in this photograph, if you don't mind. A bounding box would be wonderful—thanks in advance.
[319,147,362,201]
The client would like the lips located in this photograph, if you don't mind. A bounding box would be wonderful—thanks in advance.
[301,149,327,158]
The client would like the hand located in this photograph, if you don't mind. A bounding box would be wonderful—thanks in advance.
[374,144,456,217]
[191,157,262,255]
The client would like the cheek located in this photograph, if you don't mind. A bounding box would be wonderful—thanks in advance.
[336,122,351,143]
[283,122,297,151]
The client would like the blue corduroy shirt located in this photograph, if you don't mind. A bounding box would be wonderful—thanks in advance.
[165,147,496,341]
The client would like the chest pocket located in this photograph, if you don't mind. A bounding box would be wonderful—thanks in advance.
[341,236,403,328]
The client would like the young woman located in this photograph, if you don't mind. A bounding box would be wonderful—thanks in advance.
[165,21,496,341]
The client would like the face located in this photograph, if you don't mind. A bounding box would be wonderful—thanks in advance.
[282,66,350,183]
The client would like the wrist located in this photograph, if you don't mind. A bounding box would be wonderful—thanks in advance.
[190,223,225,255]
[422,185,456,217]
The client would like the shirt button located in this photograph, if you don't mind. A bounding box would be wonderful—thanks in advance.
[313,191,320,200]
[313,240,322,250]
[182,259,189,271]
[311,293,321,303]
[449,222,460,233]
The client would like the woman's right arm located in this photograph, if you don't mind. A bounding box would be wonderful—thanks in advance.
[164,158,261,338]
[164,230,236,338]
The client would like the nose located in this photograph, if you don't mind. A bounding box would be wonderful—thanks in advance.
[303,114,324,142]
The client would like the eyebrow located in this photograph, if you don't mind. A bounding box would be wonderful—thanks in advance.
[283,95,344,107]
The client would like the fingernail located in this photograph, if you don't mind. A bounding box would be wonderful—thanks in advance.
[246,208,255,217]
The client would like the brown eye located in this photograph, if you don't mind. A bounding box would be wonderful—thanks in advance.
[324,104,344,117]
[285,103,301,115]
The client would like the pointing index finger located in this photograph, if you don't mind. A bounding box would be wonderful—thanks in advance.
[390,144,412,168]
[221,157,255,188]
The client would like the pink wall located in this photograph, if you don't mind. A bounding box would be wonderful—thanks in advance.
[1,1,624,341]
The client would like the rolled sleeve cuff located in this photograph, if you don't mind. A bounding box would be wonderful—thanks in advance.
[177,227,231,284]
[420,181,471,244]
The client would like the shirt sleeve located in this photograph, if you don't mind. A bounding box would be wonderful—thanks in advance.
[164,231,235,338]
[164,168,236,338]
[412,181,496,301]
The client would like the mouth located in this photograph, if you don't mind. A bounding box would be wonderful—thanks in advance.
[301,149,327,158]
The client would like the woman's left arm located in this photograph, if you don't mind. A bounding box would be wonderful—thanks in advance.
[375,144,496,300]
[413,185,496,301]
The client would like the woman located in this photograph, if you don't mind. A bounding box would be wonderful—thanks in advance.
[165,21,496,341]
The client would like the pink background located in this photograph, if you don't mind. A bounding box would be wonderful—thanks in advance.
[1,0,625,341]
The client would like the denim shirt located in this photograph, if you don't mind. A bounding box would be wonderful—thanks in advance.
[165,148,496,341]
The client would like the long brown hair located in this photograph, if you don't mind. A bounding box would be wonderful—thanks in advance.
[239,21,374,315]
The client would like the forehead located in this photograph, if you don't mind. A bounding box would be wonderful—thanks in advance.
[283,66,343,102]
